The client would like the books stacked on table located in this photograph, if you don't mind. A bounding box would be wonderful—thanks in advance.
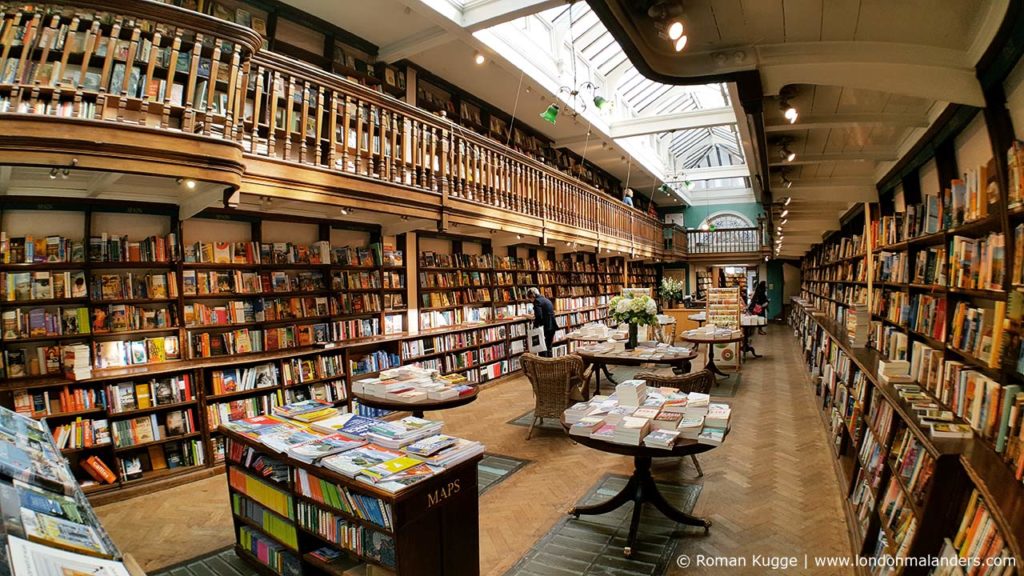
[353,366,474,403]
[222,405,483,494]
[561,386,731,448]
[616,379,647,406]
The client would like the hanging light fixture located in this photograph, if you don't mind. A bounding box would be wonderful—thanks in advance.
[539,103,560,124]
[545,3,607,118]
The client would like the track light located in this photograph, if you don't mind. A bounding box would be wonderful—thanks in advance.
[674,34,688,52]
[474,51,485,65]
[339,208,350,215]
[668,21,684,40]
[781,174,792,189]
[517,234,523,239]
[539,103,559,124]
[781,218,788,226]
[780,98,797,124]
[176,178,196,189]
[780,209,789,219]
[784,196,792,206]
[780,146,795,162]
[49,168,59,180]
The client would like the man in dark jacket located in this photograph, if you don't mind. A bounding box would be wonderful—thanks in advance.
[528,287,557,357]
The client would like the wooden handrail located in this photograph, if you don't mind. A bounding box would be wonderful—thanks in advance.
[0,2,665,254]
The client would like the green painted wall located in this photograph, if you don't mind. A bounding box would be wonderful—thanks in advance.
[766,261,784,319]
[683,202,764,229]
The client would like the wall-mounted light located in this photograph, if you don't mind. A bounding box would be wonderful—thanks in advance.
[175,178,196,189]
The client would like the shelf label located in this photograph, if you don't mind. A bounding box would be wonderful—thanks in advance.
[427,479,460,508]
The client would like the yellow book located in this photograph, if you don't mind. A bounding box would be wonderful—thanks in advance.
[135,383,151,409]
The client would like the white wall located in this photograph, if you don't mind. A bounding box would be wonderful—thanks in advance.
[954,113,993,174]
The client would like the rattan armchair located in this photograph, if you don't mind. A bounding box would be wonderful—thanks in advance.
[521,353,586,440]
[634,369,715,476]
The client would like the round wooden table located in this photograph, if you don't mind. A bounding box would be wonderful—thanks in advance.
[573,346,698,398]
[687,314,767,359]
[567,334,625,385]
[561,416,717,557]
[677,332,744,379]
[351,387,479,418]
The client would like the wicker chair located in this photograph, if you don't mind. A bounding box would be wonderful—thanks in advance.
[521,353,586,440]
[634,369,715,476]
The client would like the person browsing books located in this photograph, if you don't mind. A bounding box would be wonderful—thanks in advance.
[527,287,557,357]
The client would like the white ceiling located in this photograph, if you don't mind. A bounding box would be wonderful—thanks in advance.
[282,0,1010,257]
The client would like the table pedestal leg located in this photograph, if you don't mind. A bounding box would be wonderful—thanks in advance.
[600,364,618,385]
[705,344,728,379]
[411,410,425,419]
[569,456,711,557]
[742,327,762,360]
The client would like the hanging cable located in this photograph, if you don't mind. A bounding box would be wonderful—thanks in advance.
[505,67,525,150]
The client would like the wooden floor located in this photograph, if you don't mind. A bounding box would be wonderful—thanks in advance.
[96,325,855,575]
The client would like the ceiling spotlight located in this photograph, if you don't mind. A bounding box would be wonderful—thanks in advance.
[185,179,196,189]
[784,196,792,206]
[668,20,684,40]
[780,209,789,218]
[780,146,795,162]
[49,168,59,180]
[539,103,559,125]
[764,255,769,262]
[781,174,793,188]
[780,98,798,124]
[339,208,350,215]
[517,234,523,239]
[474,51,485,65]
[781,218,788,226]
[674,34,688,52]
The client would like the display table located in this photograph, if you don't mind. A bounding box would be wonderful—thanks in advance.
[677,330,744,379]
[573,345,698,398]
[351,386,479,418]
[561,416,718,557]
[687,313,767,359]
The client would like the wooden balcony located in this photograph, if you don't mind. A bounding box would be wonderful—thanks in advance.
[0,2,665,258]
[685,226,770,262]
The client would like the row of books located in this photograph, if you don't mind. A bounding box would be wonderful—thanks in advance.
[418,270,491,288]
[949,233,1005,291]
[418,252,492,269]
[233,493,298,549]
[14,385,106,417]
[183,269,326,296]
[0,232,178,264]
[281,353,346,386]
[52,417,110,450]
[187,317,381,358]
[3,270,87,302]
[107,374,194,412]
[2,306,90,340]
[110,409,195,449]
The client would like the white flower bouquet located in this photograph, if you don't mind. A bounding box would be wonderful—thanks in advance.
[607,293,658,327]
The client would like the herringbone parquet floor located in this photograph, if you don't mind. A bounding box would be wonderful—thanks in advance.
[96,325,854,575]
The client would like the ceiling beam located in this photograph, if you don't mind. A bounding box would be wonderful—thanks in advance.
[682,165,750,181]
[755,41,984,107]
[765,112,930,133]
[377,26,451,63]
[86,172,124,198]
[769,151,898,167]
[608,107,736,139]
[462,0,564,31]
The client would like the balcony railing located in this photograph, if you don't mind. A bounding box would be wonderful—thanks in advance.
[0,2,664,254]
[686,227,764,254]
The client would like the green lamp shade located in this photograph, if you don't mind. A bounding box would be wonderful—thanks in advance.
[593,95,612,111]
[709,224,717,232]
[539,104,559,124]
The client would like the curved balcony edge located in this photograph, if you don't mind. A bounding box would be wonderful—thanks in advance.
[52,0,263,55]
[0,115,245,188]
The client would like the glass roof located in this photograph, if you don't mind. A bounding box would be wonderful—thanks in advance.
[536,3,744,182]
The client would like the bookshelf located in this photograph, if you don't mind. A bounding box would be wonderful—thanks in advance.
[223,427,481,575]
[793,104,1024,571]
[627,262,658,291]
[695,268,713,298]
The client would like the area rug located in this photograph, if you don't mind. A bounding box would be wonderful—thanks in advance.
[503,474,704,576]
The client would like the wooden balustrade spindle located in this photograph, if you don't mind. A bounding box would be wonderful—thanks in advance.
[439,127,449,197]
[139,29,161,126]
[354,100,364,175]
[328,90,339,168]
[267,71,280,157]
[377,106,387,178]
[429,126,439,191]
[160,30,181,129]
[399,116,409,185]
[284,76,296,161]
[204,41,222,137]
[226,47,243,140]
[390,113,400,183]
[340,93,350,171]
[298,81,310,163]
[314,86,325,167]
[369,103,379,176]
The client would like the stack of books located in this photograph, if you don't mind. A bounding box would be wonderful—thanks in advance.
[223,408,483,495]
[615,379,647,406]
[613,416,650,445]
[643,429,679,448]
[353,366,473,403]
[63,344,92,380]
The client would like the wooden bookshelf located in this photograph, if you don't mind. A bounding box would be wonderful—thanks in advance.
[223,428,481,575]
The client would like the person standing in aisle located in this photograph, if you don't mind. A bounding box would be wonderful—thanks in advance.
[749,280,769,335]
[623,188,635,207]
[528,287,557,357]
